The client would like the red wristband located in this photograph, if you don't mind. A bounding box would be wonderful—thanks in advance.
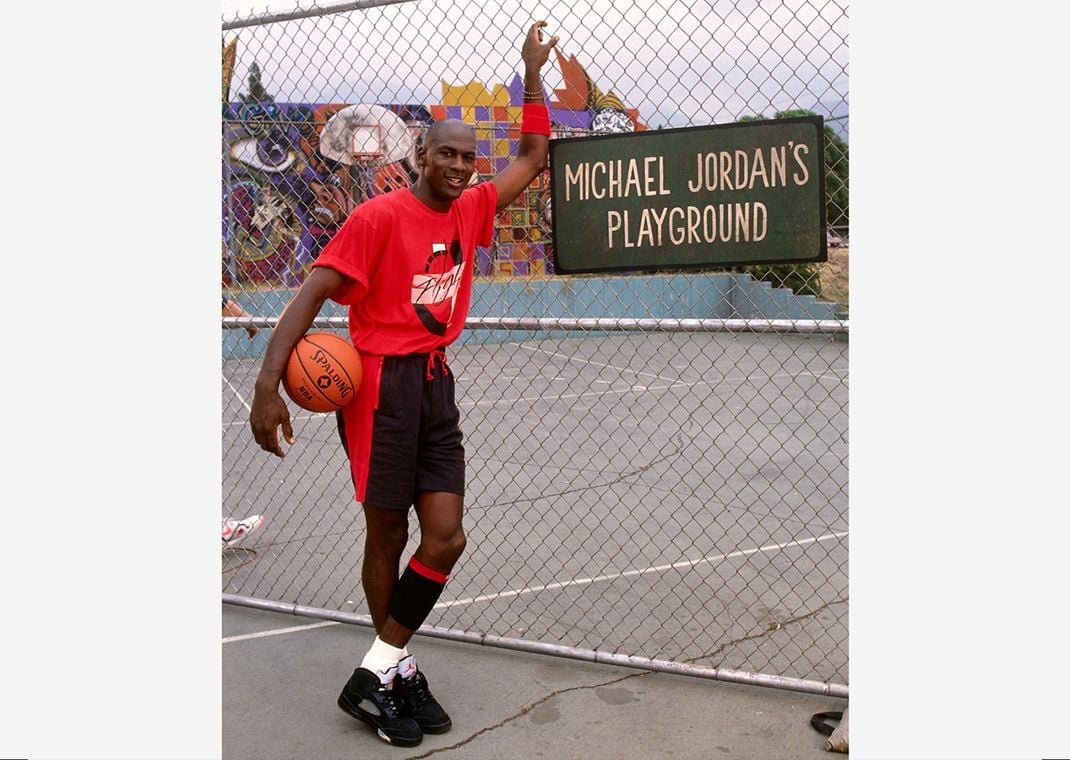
[521,102,551,136]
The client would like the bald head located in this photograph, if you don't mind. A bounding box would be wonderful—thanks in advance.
[422,119,474,149]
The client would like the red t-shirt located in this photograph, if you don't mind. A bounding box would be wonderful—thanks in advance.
[311,182,498,355]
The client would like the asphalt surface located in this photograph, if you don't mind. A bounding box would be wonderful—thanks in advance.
[223,603,847,759]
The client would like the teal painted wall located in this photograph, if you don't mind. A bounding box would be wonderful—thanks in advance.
[222,273,842,359]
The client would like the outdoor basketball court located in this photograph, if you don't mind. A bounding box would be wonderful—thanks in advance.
[222,329,848,691]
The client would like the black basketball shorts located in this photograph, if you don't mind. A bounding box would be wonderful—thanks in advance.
[335,350,464,510]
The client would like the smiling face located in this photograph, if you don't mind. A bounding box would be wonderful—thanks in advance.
[411,119,477,212]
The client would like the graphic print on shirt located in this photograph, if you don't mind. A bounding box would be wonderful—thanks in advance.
[411,239,462,336]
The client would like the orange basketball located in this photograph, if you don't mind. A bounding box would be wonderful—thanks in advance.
[282,332,362,413]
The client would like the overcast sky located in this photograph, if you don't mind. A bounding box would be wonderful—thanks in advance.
[220,0,848,129]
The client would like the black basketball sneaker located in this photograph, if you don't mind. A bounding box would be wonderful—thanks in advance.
[337,667,423,747]
[394,667,452,734]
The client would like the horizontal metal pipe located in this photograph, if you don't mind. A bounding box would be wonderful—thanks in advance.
[222,315,849,334]
[465,316,849,334]
[222,594,848,699]
[223,0,418,30]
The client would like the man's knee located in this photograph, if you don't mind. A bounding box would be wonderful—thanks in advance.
[417,525,465,568]
[363,506,410,556]
[438,528,467,564]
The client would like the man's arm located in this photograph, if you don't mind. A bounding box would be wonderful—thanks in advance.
[249,266,347,457]
[491,20,560,213]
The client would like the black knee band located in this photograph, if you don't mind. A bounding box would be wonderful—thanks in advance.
[389,559,447,630]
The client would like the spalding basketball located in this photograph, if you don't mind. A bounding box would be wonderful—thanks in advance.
[282,332,362,413]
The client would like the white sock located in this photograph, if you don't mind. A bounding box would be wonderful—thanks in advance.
[360,637,406,684]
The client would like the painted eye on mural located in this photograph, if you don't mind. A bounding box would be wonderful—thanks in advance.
[230,135,298,173]
[256,138,290,167]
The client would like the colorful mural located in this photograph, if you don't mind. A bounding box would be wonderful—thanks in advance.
[222,40,646,287]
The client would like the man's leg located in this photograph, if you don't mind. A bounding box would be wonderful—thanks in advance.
[383,490,464,734]
[360,503,409,633]
[337,503,422,747]
[350,493,464,678]
[377,490,465,647]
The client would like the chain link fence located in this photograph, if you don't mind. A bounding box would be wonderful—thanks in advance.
[221,0,848,695]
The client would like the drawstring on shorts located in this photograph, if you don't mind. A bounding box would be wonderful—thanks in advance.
[426,349,449,381]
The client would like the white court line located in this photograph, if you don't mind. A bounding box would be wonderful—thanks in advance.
[222,410,331,428]
[224,372,840,416]
[514,342,681,385]
[435,530,849,610]
[221,531,848,644]
[223,619,339,644]
[458,368,845,411]
[458,382,674,409]
[222,374,252,414]
[223,367,847,419]
[510,345,846,388]
[223,361,847,419]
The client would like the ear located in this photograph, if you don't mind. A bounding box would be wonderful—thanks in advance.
[414,143,427,168]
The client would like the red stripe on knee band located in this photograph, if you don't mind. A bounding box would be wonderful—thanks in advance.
[408,557,449,584]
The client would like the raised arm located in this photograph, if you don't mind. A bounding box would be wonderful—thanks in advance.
[491,20,560,213]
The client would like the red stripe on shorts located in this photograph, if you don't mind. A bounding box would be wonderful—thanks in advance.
[343,353,384,503]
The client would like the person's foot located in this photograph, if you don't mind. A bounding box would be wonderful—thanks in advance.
[221,515,264,548]
[394,662,452,734]
[337,667,423,747]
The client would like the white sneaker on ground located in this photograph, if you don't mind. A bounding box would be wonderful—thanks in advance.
[222,515,265,548]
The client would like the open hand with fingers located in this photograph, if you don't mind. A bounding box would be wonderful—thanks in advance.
[522,20,559,70]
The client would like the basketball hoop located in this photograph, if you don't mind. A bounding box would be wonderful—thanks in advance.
[319,105,414,205]
[349,125,384,165]
[319,105,412,166]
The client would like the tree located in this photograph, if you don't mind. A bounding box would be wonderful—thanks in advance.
[732,109,849,305]
[738,108,849,230]
[239,62,274,104]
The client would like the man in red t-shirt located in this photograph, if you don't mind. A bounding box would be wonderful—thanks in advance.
[250,20,559,749]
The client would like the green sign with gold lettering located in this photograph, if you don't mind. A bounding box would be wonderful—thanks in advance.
[548,115,827,274]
